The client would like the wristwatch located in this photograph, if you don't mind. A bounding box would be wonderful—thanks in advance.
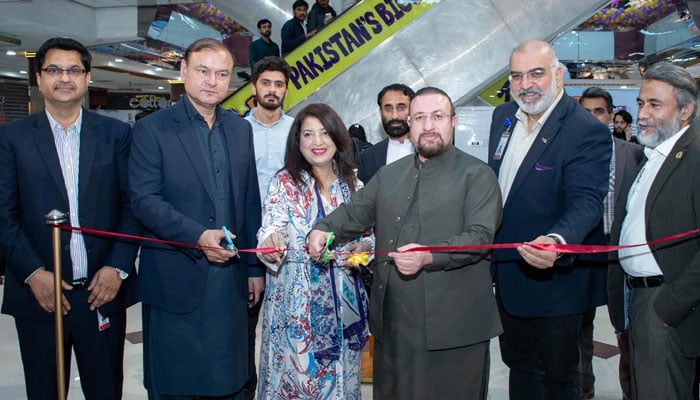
[114,268,129,280]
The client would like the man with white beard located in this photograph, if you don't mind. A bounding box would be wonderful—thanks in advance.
[609,61,700,400]
[487,39,611,400]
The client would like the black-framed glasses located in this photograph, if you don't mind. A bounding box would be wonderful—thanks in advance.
[41,66,87,77]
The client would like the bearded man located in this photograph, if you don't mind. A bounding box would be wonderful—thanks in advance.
[609,61,700,400]
[309,86,503,399]
[487,39,611,400]
[357,83,415,184]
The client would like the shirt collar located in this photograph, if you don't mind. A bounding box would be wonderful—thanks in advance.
[515,89,564,133]
[248,108,288,127]
[643,124,689,160]
[45,108,83,136]
[182,94,224,127]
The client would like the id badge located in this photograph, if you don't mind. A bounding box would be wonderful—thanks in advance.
[493,118,513,161]
[97,310,110,332]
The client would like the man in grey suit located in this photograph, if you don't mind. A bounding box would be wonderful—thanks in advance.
[610,61,700,400]
[308,87,503,399]
[578,87,644,400]
[357,83,415,184]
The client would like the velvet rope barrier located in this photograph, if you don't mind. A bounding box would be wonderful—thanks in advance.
[55,224,700,257]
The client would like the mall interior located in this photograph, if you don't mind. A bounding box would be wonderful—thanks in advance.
[1,0,700,399]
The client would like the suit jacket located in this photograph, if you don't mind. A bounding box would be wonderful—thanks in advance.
[609,123,700,357]
[0,109,140,320]
[612,137,645,211]
[129,98,262,315]
[488,93,611,318]
[281,17,306,55]
[316,147,503,350]
[357,138,389,184]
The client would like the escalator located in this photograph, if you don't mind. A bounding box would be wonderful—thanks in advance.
[218,0,608,143]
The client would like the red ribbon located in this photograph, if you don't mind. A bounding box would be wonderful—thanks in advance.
[56,225,700,256]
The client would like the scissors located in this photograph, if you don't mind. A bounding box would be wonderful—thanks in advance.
[317,231,334,264]
[221,225,237,252]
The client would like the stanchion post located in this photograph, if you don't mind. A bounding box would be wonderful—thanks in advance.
[45,209,67,400]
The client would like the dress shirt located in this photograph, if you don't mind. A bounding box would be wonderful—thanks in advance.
[619,125,689,277]
[498,90,564,202]
[246,109,294,201]
[47,109,88,282]
[386,138,414,165]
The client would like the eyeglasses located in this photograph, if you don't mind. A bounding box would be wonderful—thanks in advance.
[508,66,556,84]
[409,111,451,124]
[41,66,87,77]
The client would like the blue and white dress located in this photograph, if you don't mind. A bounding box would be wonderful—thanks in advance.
[256,170,370,400]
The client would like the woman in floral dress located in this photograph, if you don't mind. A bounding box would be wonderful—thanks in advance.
[256,103,371,399]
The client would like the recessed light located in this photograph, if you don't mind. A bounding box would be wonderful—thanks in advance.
[115,58,124,62]
[155,67,163,72]
[158,86,164,90]
[19,70,27,74]
[6,50,16,56]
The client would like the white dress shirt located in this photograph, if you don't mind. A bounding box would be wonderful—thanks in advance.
[618,125,689,277]
[386,137,414,165]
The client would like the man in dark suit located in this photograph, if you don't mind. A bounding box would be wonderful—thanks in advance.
[357,83,415,184]
[129,38,263,400]
[488,40,611,400]
[0,37,140,400]
[609,61,700,400]
[281,0,313,56]
[578,87,644,400]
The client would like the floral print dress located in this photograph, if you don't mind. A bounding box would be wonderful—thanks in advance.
[256,169,371,400]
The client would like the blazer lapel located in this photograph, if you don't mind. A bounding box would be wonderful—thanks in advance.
[173,102,216,204]
[32,112,69,206]
[223,113,240,211]
[78,109,97,205]
[646,126,696,215]
[379,139,389,166]
[504,94,568,208]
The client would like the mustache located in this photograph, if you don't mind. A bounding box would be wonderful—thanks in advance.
[516,88,543,96]
[638,120,654,128]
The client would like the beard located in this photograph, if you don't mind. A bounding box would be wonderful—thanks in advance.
[512,77,558,116]
[415,131,450,159]
[612,128,626,140]
[256,93,281,111]
[382,118,410,138]
[637,111,680,148]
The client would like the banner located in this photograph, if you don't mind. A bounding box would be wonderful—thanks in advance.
[221,0,435,115]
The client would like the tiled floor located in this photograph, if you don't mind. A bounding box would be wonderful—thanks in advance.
[0,283,623,399]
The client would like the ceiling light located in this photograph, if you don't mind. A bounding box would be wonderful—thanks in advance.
[115,58,124,62]
[158,86,164,90]
[6,50,16,56]
[155,67,162,72]
[19,70,27,74]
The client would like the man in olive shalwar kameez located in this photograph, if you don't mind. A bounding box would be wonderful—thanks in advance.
[308,87,503,400]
